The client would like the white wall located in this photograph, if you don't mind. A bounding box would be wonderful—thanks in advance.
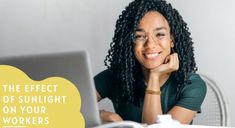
[0,0,234,126]
[168,0,235,126]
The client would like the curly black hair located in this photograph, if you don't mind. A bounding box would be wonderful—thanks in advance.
[104,0,197,105]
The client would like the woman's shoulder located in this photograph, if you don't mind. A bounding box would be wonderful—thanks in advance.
[94,68,114,84]
[188,73,206,86]
[94,68,113,78]
[176,73,207,112]
[94,68,114,98]
[182,73,207,93]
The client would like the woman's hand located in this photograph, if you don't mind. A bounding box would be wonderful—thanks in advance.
[146,53,179,88]
[100,110,123,123]
[150,53,179,78]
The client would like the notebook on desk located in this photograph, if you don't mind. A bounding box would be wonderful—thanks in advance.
[0,51,101,127]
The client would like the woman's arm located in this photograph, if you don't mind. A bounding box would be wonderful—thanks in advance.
[168,106,196,124]
[142,53,180,124]
[142,75,162,124]
[96,91,123,122]
[96,91,102,102]
[142,53,199,124]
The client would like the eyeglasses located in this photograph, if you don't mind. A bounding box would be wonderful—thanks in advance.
[132,29,168,45]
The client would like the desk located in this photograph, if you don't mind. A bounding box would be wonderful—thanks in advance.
[146,124,233,128]
[94,121,234,128]
[180,125,234,128]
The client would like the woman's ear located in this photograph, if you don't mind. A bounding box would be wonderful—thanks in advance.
[171,41,174,48]
[170,36,174,48]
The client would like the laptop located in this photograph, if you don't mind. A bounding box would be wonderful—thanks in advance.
[0,51,101,127]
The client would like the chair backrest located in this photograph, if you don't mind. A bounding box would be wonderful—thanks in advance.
[193,73,230,126]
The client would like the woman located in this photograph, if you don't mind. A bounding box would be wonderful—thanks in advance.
[94,0,206,125]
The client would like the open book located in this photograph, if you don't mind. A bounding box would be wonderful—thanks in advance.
[93,115,182,128]
[93,121,183,128]
[93,121,227,128]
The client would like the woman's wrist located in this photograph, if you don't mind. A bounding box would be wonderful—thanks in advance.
[147,75,160,89]
[146,89,161,95]
[99,109,105,118]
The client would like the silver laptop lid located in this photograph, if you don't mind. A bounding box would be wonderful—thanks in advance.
[0,51,101,127]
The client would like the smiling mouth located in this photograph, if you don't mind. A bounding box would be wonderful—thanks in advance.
[144,52,161,59]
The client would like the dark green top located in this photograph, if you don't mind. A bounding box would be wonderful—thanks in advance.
[94,69,207,123]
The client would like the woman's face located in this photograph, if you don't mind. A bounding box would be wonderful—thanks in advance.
[133,11,174,69]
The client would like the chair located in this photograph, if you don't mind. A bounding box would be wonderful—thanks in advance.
[193,73,230,126]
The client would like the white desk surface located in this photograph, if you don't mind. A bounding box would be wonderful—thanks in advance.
[94,121,234,128]
[147,124,233,128]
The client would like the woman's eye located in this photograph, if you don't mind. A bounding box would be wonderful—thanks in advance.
[135,35,146,40]
[156,33,165,37]
[154,33,165,40]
